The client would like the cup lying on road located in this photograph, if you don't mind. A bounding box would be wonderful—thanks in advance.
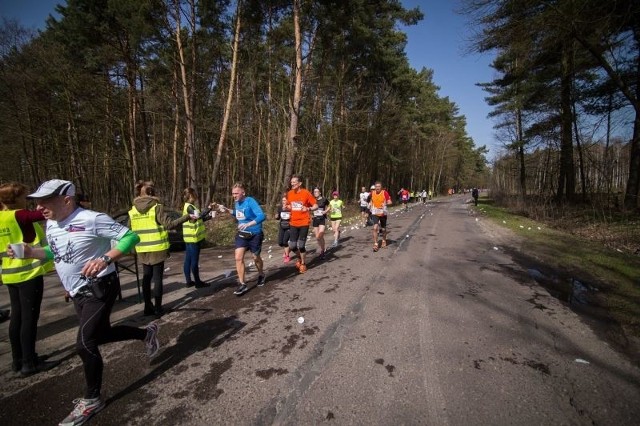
[9,243,25,259]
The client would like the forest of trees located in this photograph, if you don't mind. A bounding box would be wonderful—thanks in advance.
[0,0,489,214]
[466,0,640,211]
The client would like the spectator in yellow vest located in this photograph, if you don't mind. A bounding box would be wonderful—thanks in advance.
[182,187,213,289]
[1,182,58,376]
[129,181,191,318]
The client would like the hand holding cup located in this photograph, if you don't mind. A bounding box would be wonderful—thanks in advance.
[8,243,25,259]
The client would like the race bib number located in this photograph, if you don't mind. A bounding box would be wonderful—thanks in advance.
[313,209,324,217]
[371,207,384,215]
[291,201,303,212]
[235,209,246,220]
[280,211,291,220]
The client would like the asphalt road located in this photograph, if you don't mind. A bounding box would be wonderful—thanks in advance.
[1,195,639,425]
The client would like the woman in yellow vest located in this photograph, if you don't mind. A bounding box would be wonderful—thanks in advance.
[181,188,213,288]
[129,181,191,317]
[0,182,58,376]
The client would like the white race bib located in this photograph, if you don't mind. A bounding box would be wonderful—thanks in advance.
[291,201,303,212]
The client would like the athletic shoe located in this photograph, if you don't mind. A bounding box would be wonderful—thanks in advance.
[145,322,160,357]
[319,250,325,260]
[194,281,210,288]
[58,397,105,426]
[185,281,195,288]
[295,259,302,270]
[234,284,248,296]
[298,264,307,273]
[331,240,338,248]
[381,240,387,248]
[373,243,379,252]
[284,255,291,263]
[257,275,266,287]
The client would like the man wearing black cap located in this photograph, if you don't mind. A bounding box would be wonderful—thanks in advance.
[11,179,160,426]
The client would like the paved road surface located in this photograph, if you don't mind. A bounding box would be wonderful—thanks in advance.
[1,195,639,425]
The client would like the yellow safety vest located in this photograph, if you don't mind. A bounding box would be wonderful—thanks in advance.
[0,211,53,284]
[128,204,169,252]
[182,203,205,243]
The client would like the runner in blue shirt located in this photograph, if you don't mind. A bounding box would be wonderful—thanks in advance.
[219,182,266,295]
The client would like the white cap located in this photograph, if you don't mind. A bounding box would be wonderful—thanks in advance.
[370,185,375,190]
[28,179,76,199]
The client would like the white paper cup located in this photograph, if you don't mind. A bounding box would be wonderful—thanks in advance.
[10,243,24,259]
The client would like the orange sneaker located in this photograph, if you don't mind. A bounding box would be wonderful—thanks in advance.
[373,243,379,252]
[381,240,387,248]
[298,263,307,273]
[295,259,302,270]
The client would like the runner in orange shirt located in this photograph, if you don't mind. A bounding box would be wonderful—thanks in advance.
[368,181,392,252]
[286,175,319,273]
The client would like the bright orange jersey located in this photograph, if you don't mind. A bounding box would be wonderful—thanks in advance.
[370,190,391,216]
[287,188,316,227]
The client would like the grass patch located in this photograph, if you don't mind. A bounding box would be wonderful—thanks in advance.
[476,198,640,337]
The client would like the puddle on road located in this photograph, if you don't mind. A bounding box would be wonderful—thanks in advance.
[527,269,599,312]
[524,267,640,366]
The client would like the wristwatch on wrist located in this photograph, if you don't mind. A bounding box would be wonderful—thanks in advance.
[99,254,113,265]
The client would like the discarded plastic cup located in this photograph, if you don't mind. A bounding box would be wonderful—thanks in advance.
[9,243,24,258]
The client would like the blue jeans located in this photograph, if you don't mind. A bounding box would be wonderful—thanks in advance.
[184,241,202,284]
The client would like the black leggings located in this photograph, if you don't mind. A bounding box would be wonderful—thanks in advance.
[142,262,164,299]
[73,272,146,399]
[278,226,291,248]
[288,226,310,253]
[7,276,44,365]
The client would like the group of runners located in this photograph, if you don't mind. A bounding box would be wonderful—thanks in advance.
[1,175,395,426]
[215,176,395,297]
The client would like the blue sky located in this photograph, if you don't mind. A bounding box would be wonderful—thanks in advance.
[401,0,497,155]
[0,0,498,156]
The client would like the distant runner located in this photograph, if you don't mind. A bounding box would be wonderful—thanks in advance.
[368,181,392,252]
[358,186,370,226]
[276,194,292,263]
[328,191,344,248]
[312,187,329,259]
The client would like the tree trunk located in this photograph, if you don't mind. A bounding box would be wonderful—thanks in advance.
[515,108,526,199]
[572,99,587,201]
[557,43,575,201]
[172,63,181,205]
[127,84,138,183]
[209,0,242,199]
[174,0,196,192]
[282,0,303,188]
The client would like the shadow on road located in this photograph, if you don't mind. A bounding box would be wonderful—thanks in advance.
[106,315,245,406]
